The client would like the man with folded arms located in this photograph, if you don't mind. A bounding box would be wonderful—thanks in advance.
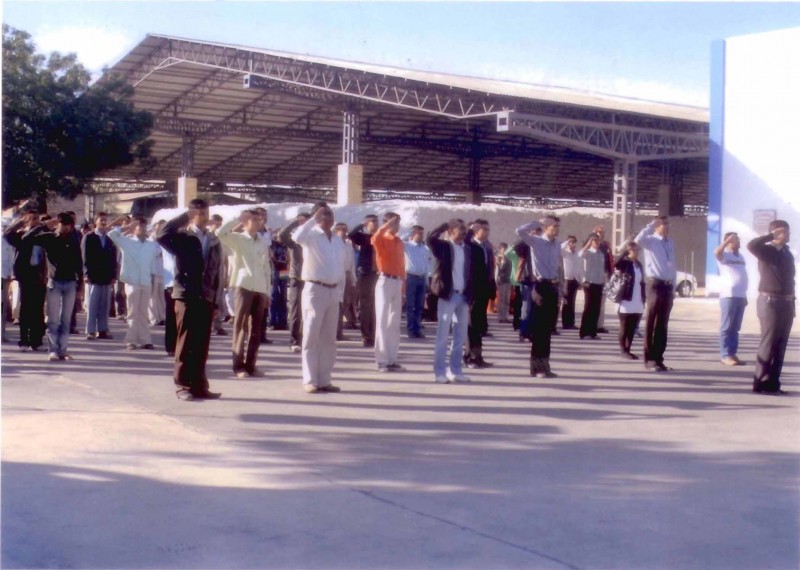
[748,220,794,395]
[157,200,224,402]
[292,204,347,394]
[372,212,406,373]
[635,216,677,372]
[216,210,271,379]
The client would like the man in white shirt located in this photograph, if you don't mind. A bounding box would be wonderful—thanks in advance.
[560,235,581,330]
[292,204,347,394]
[715,232,749,366]
[217,210,272,378]
[108,216,161,350]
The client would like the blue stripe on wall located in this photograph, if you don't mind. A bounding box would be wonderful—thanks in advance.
[706,39,726,286]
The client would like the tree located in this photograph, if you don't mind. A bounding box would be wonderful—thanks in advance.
[2,25,154,208]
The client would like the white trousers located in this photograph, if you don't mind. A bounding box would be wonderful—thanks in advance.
[300,282,339,387]
[149,275,165,324]
[374,276,402,366]
[125,283,153,346]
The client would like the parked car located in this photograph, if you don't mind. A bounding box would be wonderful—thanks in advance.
[675,271,697,297]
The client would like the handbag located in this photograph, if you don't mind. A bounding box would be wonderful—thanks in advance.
[604,270,630,303]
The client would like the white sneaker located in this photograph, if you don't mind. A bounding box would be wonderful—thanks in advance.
[434,375,450,384]
[48,352,60,361]
[447,372,471,383]
[290,345,301,353]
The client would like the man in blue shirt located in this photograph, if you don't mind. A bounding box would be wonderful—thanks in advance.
[403,225,430,339]
[635,216,677,372]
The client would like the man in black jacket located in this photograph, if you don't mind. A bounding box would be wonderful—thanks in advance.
[29,213,83,360]
[428,219,472,384]
[157,199,224,401]
[3,207,47,351]
[81,212,117,340]
[349,214,379,348]
[464,219,496,368]
[278,212,311,353]
[748,220,795,395]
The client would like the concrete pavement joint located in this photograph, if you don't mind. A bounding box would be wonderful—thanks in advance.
[345,486,582,570]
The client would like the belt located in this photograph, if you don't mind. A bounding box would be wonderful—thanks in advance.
[535,278,559,284]
[380,273,402,280]
[648,278,673,286]
[307,280,338,289]
[407,273,426,278]
[760,293,795,300]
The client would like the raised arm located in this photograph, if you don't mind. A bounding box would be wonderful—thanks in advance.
[426,222,449,248]
[278,217,304,246]
[515,220,543,247]
[291,216,318,246]
[215,217,243,252]
[348,223,370,247]
[634,220,658,247]
[156,212,189,255]
[747,233,779,263]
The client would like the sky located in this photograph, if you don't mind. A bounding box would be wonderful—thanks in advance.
[4,2,800,107]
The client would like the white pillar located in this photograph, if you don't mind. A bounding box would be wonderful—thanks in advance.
[337,163,363,206]
[177,177,198,209]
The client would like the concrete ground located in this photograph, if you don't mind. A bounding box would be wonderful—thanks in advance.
[1,297,798,570]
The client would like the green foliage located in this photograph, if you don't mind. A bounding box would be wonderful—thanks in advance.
[2,25,153,207]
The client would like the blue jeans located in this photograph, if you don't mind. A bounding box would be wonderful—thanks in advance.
[405,274,426,335]
[46,280,77,356]
[434,293,469,376]
[86,283,112,334]
[720,296,747,357]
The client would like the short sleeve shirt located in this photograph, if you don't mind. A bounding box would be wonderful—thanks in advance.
[717,251,748,298]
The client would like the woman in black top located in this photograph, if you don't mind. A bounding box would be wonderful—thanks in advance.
[614,242,647,359]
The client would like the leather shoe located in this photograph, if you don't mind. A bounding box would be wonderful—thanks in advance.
[318,384,341,393]
[195,391,221,399]
[597,327,610,334]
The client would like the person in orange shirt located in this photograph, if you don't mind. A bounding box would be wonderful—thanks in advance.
[371,212,406,373]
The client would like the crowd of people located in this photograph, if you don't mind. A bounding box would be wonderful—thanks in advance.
[1,199,794,399]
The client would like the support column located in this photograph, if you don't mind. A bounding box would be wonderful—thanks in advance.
[337,110,363,205]
[177,135,198,209]
[612,159,637,252]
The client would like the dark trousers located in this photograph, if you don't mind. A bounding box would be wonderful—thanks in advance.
[512,285,522,331]
[643,280,674,365]
[18,276,46,349]
[173,298,213,395]
[287,279,304,347]
[580,283,604,338]
[233,288,268,374]
[111,280,127,318]
[270,277,288,329]
[405,274,426,335]
[561,279,579,329]
[424,284,439,322]
[466,294,490,361]
[530,281,559,360]
[754,295,795,393]
[618,312,642,353]
[164,288,177,355]
[357,272,378,343]
[70,281,82,331]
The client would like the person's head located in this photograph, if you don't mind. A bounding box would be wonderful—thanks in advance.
[473,218,490,241]
[242,210,260,234]
[23,209,40,228]
[654,216,670,237]
[585,232,600,249]
[56,213,74,236]
[188,199,209,229]
[723,231,740,251]
[255,207,267,231]
[94,212,109,231]
[565,235,577,251]
[769,220,791,246]
[498,242,508,254]
[593,225,606,239]
[624,241,640,261]
[209,214,223,230]
[447,218,467,244]
[334,222,348,239]
[364,214,379,234]
[542,216,560,239]
[410,225,424,243]
[316,205,334,232]
[383,212,400,234]
[133,216,148,240]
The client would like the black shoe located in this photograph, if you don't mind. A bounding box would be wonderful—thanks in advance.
[156,320,166,326]
[551,329,560,335]
[261,337,273,345]
[473,359,494,369]
[652,362,671,372]
[482,331,494,338]
[142,344,155,350]
[216,328,228,336]
[387,363,404,371]
[621,351,636,360]
[97,331,114,340]
[363,340,374,348]
[195,391,222,399]
[754,388,790,396]
[597,327,610,334]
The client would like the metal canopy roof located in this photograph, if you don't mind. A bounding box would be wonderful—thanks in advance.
[97,34,710,206]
